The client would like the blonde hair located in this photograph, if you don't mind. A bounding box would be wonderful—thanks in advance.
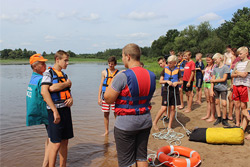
[167,55,178,62]
[237,46,249,54]
[196,53,202,58]
[213,53,224,60]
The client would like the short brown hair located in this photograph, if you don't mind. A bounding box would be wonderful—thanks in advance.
[108,56,117,64]
[55,50,69,61]
[123,43,141,61]
[184,51,192,56]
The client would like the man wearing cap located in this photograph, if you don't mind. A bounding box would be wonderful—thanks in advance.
[26,53,71,167]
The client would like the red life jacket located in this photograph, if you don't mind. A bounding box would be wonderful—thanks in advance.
[115,67,156,116]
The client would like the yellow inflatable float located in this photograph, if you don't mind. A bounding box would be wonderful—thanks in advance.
[189,127,244,145]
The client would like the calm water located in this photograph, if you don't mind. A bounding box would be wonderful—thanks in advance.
[0,63,124,167]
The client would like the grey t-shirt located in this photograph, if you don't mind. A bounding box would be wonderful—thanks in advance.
[111,72,152,131]
[41,69,67,109]
[212,65,230,91]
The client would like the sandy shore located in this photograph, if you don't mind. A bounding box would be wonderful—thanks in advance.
[148,88,250,167]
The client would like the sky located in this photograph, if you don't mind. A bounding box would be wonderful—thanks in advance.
[1,0,250,54]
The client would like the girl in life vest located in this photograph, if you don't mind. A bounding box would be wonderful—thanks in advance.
[153,55,183,130]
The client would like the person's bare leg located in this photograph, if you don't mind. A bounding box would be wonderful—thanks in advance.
[137,161,148,167]
[198,88,202,104]
[179,87,184,109]
[49,141,61,167]
[202,88,210,120]
[102,112,110,136]
[222,100,227,120]
[42,138,50,167]
[228,92,234,120]
[240,102,247,124]
[59,139,68,167]
[153,106,167,131]
[168,106,175,129]
[184,91,192,113]
[207,95,216,122]
[215,99,221,117]
[234,101,241,127]
[195,87,199,102]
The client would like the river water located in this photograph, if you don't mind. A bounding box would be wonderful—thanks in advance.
[0,63,124,167]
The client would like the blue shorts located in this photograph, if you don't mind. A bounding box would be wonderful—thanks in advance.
[48,107,74,143]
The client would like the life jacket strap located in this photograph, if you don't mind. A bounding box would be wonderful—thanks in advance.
[117,95,153,101]
[115,103,150,109]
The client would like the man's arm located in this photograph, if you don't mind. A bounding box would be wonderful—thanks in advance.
[41,85,60,124]
[49,79,72,92]
[98,70,106,105]
[211,73,228,83]
[104,86,120,104]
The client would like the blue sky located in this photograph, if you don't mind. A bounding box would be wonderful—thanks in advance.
[1,0,249,53]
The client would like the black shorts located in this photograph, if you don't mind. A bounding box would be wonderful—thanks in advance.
[183,81,193,92]
[114,127,151,167]
[45,124,49,137]
[196,77,203,88]
[48,107,74,143]
[162,87,180,106]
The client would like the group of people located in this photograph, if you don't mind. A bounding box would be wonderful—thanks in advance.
[26,44,250,167]
[27,44,157,167]
[152,46,250,141]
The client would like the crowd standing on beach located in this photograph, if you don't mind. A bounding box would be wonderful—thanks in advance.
[26,44,250,167]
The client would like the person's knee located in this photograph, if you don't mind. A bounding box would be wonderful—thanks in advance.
[104,112,110,117]
[222,101,227,108]
[50,142,61,150]
[234,101,241,108]
[215,99,220,105]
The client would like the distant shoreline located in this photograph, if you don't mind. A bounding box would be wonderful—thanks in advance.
[0,58,107,65]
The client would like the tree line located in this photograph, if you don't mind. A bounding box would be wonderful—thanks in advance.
[1,7,249,60]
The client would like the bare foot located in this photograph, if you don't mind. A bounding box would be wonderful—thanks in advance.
[228,117,233,121]
[101,132,109,136]
[184,109,191,113]
[177,105,184,109]
[245,134,250,140]
[206,117,216,122]
[153,123,159,131]
[201,116,209,120]
[197,101,202,105]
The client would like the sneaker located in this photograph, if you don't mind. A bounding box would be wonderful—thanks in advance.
[222,119,230,127]
[213,117,221,126]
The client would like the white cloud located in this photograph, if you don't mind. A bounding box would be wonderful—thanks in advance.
[57,11,99,21]
[198,12,222,22]
[78,13,100,21]
[0,13,32,24]
[0,40,3,43]
[20,42,32,46]
[116,32,150,39]
[44,35,56,42]
[123,11,164,20]
[218,19,226,24]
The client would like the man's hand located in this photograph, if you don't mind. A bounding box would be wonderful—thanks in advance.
[53,110,61,124]
[210,79,215,83]
[172,82,178,87]
[187,82,190,87]
[167,81,173,86]
[64,98,73,107]
[98,98,102,106]
[210,90,215,97]
[66,79,72,88]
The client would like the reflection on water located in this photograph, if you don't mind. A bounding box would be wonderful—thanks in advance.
[0,63,123,167]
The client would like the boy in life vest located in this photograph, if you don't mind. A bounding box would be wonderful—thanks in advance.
[98,56,119,136]
[157,57,170,122]
[182,51,195,113]
[27,53,71,167]
[104,43,156,167]
[41,50,74,167]
[194,53,205,104]
[231,46,250,127]
[153,55,183,131]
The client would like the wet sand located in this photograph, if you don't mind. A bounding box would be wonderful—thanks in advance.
[148,89,250,167]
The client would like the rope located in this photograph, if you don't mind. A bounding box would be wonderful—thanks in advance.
[152,85,191,146]
[147,149,178,167]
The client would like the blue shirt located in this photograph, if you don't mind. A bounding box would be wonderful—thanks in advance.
[195,61,205,79]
